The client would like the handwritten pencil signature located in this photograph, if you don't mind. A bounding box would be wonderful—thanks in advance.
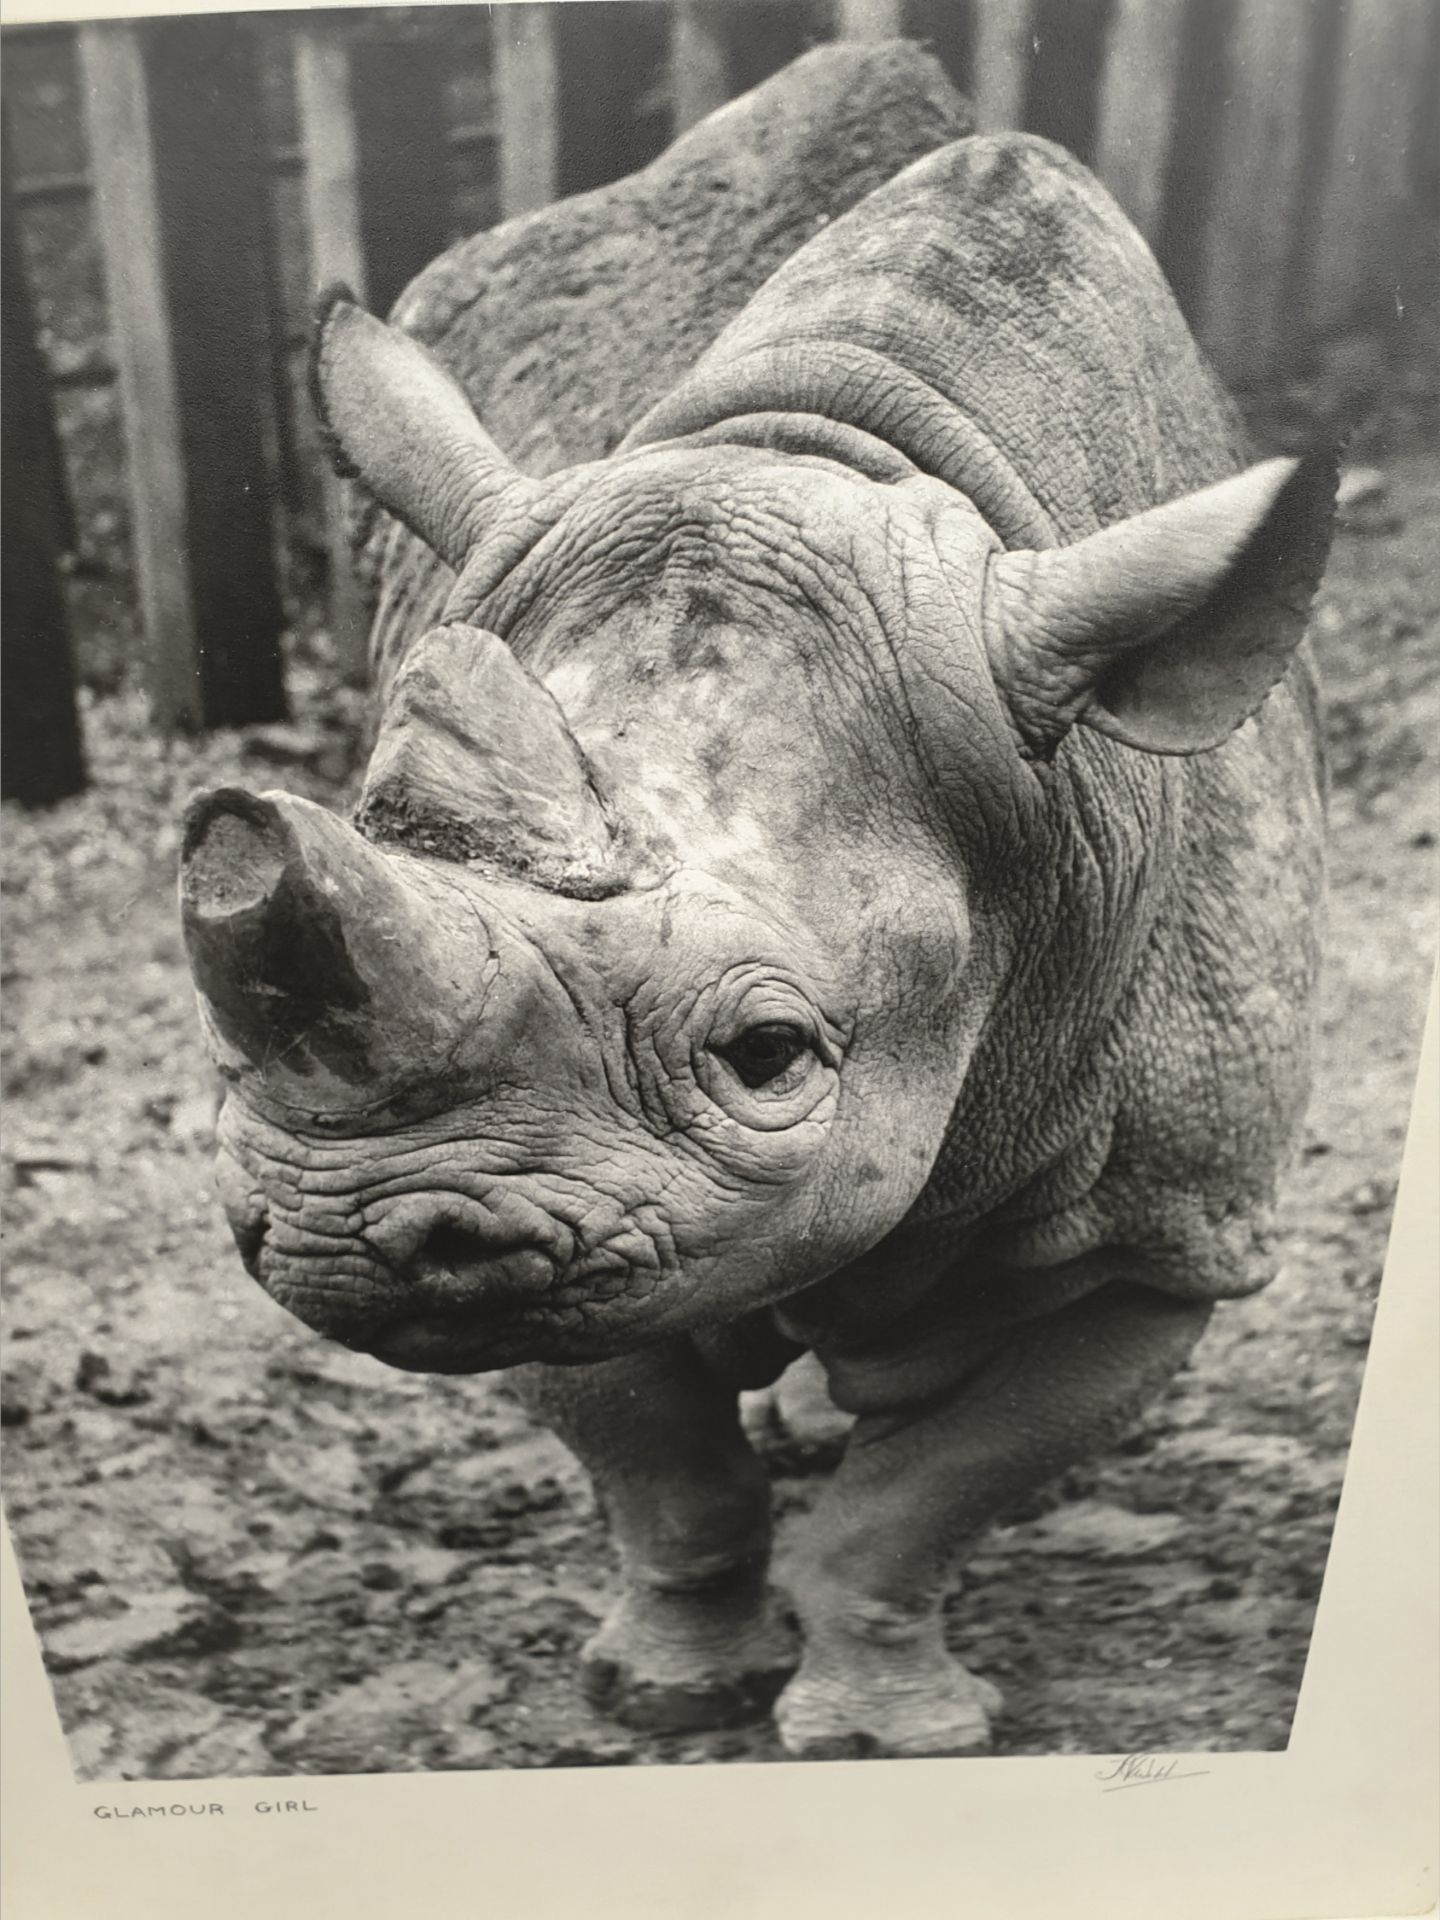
[1094,1753,1212,1792]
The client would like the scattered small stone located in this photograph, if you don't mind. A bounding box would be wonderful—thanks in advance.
[1158,1429,1310,1477]
[437,1521,511,1552]
[75,1350,152,1408]
[86,1701,231,1784]
[376,1449,439,1495]
[9,1142,95,1182]
[263,1440,368,1514]
[97,1440,171,1480]
[1008,1501,1186,1561]
[0,1360,44,1426]
[404,1597,453,1625]
[436,1725,502,1768]
[490,1476,565,1519]
[1336,466,1388,512]
[223,1548,293,1595]
[169,1091,220,1148]
[170,1720,277,1781]
[391,1543,476,1590]
[44,1592,240,1672]
[269,1658,510,1771]
[286,1556,358,1605]
[1348,1178,1396,1217]
[1335,466,1402,536]
[359,1561,405,1591]
[546,1740,636,1768]
[242,722,331,766]
[69,1718,122,1778]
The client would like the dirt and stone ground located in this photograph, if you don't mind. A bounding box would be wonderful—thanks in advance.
[2,447,1435,1781]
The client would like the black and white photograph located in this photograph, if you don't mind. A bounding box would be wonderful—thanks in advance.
[1,0,1436,1891]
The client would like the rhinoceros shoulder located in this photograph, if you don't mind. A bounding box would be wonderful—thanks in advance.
[638,131,1247,545]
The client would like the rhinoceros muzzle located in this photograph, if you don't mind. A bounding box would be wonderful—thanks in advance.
[236,1186,568,1372]
[179,778,629,1371]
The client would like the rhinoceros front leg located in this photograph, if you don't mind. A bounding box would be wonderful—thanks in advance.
[775,1280,1213,1759]
[515,1339,798,1733]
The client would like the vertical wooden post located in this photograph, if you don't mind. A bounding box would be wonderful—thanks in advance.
[900,0,976,94]
[1093,0,1187,249]
[293,20,454,686]
[295,27,369,306]
[970,0,1035,132]
[294,22,374,687]
[295,21,452,315]
[1193,0,1312,386]
[554,5,672,199]
[77,21,198,734]
[715,2,825,101]
[347,31,453,319]
[2,142,85,805]
[836,0,905,37]
[1311,0,1435,338]
[1021,0,1113,167]
[672,1,736,131]
[1148,0,1234,327]
[495,4,561,217]
[78,18,286,734]
[672,0,827,132]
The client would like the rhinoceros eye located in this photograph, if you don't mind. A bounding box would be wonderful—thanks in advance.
[714,1022,811,1090]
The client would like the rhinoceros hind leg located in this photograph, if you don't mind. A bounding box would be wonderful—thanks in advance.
[774,1282,1211,1758]
[773,1615,1001,1759]
[580,1579,799,1733]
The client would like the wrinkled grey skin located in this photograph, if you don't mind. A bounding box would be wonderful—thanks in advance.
[182,60,1333,1758]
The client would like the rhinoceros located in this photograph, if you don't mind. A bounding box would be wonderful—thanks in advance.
[178,46,1335,1759]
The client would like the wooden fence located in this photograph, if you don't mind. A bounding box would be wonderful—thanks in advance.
[2,0,1435,796]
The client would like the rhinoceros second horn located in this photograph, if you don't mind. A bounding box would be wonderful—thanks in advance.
[357,623,629,897]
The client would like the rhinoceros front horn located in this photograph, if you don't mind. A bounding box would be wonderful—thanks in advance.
[179,787,495,1107]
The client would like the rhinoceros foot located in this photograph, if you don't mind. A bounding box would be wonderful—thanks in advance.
[579,1583,799,1734]
[774,1657,1002,1760]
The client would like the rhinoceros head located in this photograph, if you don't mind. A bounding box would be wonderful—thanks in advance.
[180,295,1334,1373]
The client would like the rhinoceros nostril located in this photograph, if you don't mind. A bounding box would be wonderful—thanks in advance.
[420,1221,485,1275]
[407,1222,555,1303]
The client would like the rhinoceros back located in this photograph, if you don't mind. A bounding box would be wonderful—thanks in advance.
[628,134,1249,545]
[356,43,974,682]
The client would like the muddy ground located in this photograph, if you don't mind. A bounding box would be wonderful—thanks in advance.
[2,451,1436,1782]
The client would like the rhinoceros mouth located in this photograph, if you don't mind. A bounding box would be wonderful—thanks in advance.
[358,1290,649,1374]
[357,1306,537,1374]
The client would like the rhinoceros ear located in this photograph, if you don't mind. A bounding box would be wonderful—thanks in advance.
[984,450,1338,757]
[310,285,541,571]
[357,624,633,899]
